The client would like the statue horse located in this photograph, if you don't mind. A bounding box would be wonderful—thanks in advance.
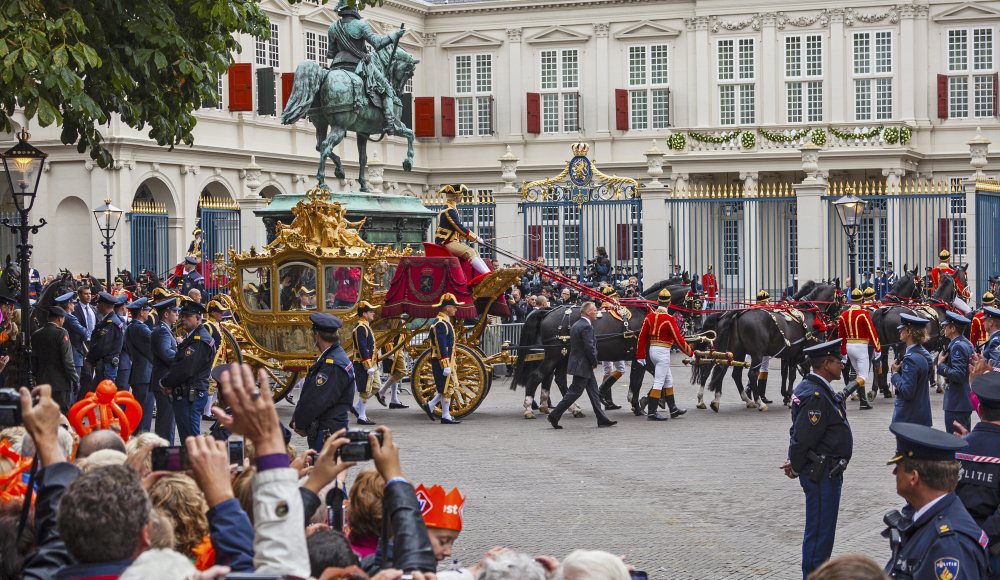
[281,44,419,191]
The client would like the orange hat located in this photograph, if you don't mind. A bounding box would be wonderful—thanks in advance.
[415,483,465,531]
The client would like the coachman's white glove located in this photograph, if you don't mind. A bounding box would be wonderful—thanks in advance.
[443,367,452,377]
[367,367,377,375]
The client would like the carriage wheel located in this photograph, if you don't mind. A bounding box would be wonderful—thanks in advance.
[209,326,245,402]
[411,343,490,419]
[242,359,301,404]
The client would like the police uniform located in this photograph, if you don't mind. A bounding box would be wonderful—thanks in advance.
[291,313,355,452]
[180,256,206,300]
[787,339,854,579]
[424,293,462,424]
[884,422,989,579]
[31,306,78,413]
[891,314,934,427]
[983,307,1000,369]
[160,300,215,441]
[113,293,133,390]
[937,312,976,435]
[434,184,490,277]
[84,292,125,391]
[148,287,177,330]
[837,289,880,407]
[350,301,378,425]
[636,288,691,421]
[970,292,995,349]
[956,374,1000,578]
[54,291,88,378]
[124,298,154,433]
[150,298,179,443]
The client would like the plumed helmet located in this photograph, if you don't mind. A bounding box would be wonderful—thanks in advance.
[851,288,863,301]
[658,288,671,305]
[756,290,770,302]
[939,249,951,261]
[983,292,995,306]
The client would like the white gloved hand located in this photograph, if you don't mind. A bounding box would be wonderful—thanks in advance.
[476,236,486,245]
[636,359,646,366]
[443,367,452,377]
[873,351,882,361]
[367,367,377,375]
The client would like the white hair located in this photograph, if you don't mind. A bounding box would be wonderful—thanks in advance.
[119,548,196,580]
[476,552,547,580]
[552,550,630,580]
[77,449,127,472]
[18,428,75,460]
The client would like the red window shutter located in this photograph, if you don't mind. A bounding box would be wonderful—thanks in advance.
[994,72,999,116]
[228,63,253,112]
[414,97,435,137]
[281,72,295,109]
[616,224,630,261]
[527,225,543,261]
[937,74,949,119]
[615,89,629,131]
[526,92,541,134]
[938,218,950,253]
[441,96,456,137]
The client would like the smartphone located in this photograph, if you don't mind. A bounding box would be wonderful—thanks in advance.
[228,439,245,466]
[629,572,648,580]
[151,446,189,471]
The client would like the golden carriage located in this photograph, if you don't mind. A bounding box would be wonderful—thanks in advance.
[213,188,524,418]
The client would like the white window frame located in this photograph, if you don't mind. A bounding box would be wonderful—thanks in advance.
[454,53,494,137]
[716,37,756,126]
[305,30,328,64]
[852,30,894,121]
[256,21,280,68]
[627,43,670,130]
[945,26,997,119]
[783,33,824,124]
[539,48,581,134]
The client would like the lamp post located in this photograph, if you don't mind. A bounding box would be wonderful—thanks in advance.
[93,199,124,289]
[0,130,48,388]
[832,194,869,294]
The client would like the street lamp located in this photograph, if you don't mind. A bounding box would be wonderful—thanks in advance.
[832,193,868,294]
[93,199,124,289]
[0,129,48,388]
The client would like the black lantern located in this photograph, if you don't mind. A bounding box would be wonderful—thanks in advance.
[832,193,868,292]
[93,199,124,289]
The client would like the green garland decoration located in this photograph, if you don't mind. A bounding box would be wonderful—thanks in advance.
[829,125,884,140]
[688,130,740,144]
[810,128,827,146]
[760,128,809,143]
[666,133,687,151]
[740,131,756,149]
[899,126,912,145]
[883,126,900,145]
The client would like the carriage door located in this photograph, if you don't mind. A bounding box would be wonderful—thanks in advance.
[198,195,241,298]
[127,199,170,279]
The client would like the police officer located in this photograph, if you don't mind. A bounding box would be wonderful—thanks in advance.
[31,306,78,413]
[125,298,155,433]
[150,298,180,443]
[782,339,854,579]
[148,286,176,329]
[937,312,975,434]
[982,306,1000,369]
[884,422,989,579]
[54,290,89,381]
[160,299,215,441]
[180,256,206,301]
[424,293,463,425]
[83,291,125,393]
[891,314,933,426]
[956,373,1000,578]
[113,293,132,389]
[291,313,355,452]
[351,301,378,426]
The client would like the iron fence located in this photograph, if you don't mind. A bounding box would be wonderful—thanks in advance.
[976,180,1000,299]
[199,197,241,298]
[127,200,170,280]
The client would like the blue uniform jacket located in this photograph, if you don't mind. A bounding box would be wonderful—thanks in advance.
[292,343,354,433]
[434,205,472,245]
[62,310,87,369]
[117,317,132,389]
[161,324,215,392]
[150,321,178,390]
[956,422,1000,553]
[984,331,1000,369]
[938,336,975,413]
[891,344,933,426]
[352,322,375,366]
[181,270,206,300]
[884,493,989,579]
[787,373,854,474]
[429,314,455,366]
[125,319,154,385]
[85,311,124,381]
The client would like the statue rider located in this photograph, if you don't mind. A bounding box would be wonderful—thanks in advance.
[328,1,406,135]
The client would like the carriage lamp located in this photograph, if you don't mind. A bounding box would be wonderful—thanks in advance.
[93,199,124,289]
[832,194,868,293]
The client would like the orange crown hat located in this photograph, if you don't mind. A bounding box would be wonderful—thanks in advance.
[415,484,465,531]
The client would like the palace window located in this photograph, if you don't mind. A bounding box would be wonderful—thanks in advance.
[256,21,280,68]
[627,44,670,130]
[305,31,328,64]
[946,28,996,119]
[852,31,893,121]
[540,48,580,133]
[455,54,493,136]
[784,34,823,123]
[717,38,756,126]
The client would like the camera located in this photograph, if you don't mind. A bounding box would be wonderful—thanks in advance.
[152,446,190,472]
[337,429,383,462]
[0,388,22,427]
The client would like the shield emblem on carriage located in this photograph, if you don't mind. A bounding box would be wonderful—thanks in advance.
[419,268,434,294]
[808,410,821,425]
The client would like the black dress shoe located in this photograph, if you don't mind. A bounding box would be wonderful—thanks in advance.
[598,420,618,427]
[349,406,359,418]
[375,393,387,407]
[422,404,436,421]
[440,417,462,425]
[357,417,376,426]
[604,401,622,411]
[759,396,773,404]
[670,408,687,418]
[548,416,563,429]
[389,402,409,409]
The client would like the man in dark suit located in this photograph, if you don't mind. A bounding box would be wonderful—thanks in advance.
[31,306,79,413]
[548,301,616,429]
[54,291,88,379]
[75,286,97,339]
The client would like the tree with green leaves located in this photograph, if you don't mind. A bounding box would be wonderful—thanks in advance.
[0,0,383,167]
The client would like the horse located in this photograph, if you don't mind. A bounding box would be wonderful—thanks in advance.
[642,278,701,333]
[281,45,419,191]
[137,269,166,297]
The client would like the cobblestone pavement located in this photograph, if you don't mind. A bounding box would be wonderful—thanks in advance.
[275,354,958,579]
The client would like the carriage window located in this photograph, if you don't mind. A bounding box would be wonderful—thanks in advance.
[278,262,318,311]
[241,267,272,312]
[324,265,362,310]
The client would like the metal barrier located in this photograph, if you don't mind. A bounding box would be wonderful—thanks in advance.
[976,179,1000,299]
[479,322,523,358]
[127,200,170,279]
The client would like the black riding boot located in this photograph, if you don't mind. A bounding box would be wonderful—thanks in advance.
[598,374,622,410]
[666,394,687,417]
[647,395,668,421]
[858,386,873,410]
[758,373,773,405]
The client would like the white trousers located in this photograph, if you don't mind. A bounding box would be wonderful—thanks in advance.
[845,342,872,387]
[650,345,673,390]
[602,360,626,376]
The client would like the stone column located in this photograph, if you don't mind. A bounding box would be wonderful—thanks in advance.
[692,17,711,127]
[829,9,846,123]
[794,142,829,284]
[495,145,522,261]
[238,156,268,249]
[593,23,611,138]
[506,29,523,139]
[741,172,759,298]
[366,152,384,193]
[668,173,691,281]
[499,145,519,194]
[642,183,671,285]
[760,13,778,125]
[966,128,991,296]
[644,141,665,188]
[899,5,917,123]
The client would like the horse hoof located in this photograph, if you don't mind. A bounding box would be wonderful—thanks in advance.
[710,401,719,413]
[403,159,413,172]
[524,411,535,419]
[746,401,757,409]
[759,404,769,412]
[335,169,346,180]
[572,410,585,418]
[538,406,550,414]
[696,402,707,410]
[850,393,859,401]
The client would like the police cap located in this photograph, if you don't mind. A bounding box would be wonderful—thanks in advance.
[47,306,68,318]
[887,422,967,464]
[114,294,129,307]
[971,373,1000,408]
[940,311,971,327]
[802,339,843,360]
[896,313,930,330]
[126,297,151,312]
[153,297,180,312]
[984,306,1000,320]
[54,291,76,305]
[310,312,344,333]
[96,291,116,305]
[184,256,199,265]
[179,299,206,315]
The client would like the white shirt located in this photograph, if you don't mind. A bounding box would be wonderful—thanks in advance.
[912,493,948,523]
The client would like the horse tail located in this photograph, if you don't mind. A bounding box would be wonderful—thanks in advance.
[510,311,546,390]
[708,312,738,394]
[281,60,324,125]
